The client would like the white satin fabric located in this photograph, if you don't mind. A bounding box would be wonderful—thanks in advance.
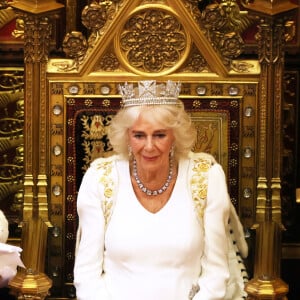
[74,153,230,300]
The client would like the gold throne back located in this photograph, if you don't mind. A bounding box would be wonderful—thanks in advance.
[19,0,261,297]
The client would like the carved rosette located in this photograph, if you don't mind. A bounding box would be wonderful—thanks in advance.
[219,32,244,59]
[81,3,108,32]
[201,3,226,30]
[81,0,122,35]
[62,31,88,69]
[200,2,246,65]
[97,52,120,71]
[116,7,190,75]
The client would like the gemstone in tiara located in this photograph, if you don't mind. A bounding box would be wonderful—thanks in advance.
[118,80,181,108]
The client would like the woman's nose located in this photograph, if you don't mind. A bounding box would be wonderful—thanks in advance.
[144,137,154,150]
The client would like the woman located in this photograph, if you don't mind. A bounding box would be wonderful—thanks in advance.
[74,80,247,300]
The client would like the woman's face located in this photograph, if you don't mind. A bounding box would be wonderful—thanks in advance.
[128,114,175,172]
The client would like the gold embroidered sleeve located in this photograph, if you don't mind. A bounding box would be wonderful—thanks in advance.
[97,160,115,227]
[190,157,212,219]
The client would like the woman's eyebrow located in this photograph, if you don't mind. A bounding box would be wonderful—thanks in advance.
[153,129,168,133]
[130,128,169,135]
[131,130,144,133]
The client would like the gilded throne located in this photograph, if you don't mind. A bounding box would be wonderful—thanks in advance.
[0,0,299,299]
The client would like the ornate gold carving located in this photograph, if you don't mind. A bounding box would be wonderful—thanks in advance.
[219,32,244,58]
[200,2,250,65]
[12,18,24,39]
[19,14,52,63]
[83,83,95,94]
[182,0,202,23]
[242,2,296,298]
[182,0,252,70]
[284,20,296,42]
[0,72,24,215]
[97,51,121,71]
[256,21,285,65]
[231,60,255,73]
[282,71,299,210]
[62,31,88,70]
[0,6,15,29]
[255,18,286,223]
[61,1,122,72]
[117,6,190,74]
[6,12,59,300]
[82,2,108,32]
[180,46,210,73]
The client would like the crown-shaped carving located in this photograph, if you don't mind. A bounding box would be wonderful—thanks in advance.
[119,80,181,108]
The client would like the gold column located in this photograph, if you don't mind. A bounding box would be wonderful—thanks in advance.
[243,0,298,299]
[8,0,63,299]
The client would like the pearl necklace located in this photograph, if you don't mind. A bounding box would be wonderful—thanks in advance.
[133,158,173,196]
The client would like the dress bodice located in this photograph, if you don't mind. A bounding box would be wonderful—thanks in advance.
[104,159,203,300]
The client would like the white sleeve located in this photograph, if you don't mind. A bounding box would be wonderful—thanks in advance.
[0,210,8,243]
[73,163,111,300]
[194,163,230,300]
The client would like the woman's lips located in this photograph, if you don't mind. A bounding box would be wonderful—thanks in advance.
[142,156,158,162]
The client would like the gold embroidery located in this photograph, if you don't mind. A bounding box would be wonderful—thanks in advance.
[191,157,211,219]
[97,160,114,227]
[97,156,211,225]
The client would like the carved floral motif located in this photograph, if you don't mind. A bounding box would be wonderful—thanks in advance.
[81,2,107,31]
[119,9,188,73]
[62,31,88,70]
[181,48,210,73]
[200,1,248,64]
[97,52,120,71]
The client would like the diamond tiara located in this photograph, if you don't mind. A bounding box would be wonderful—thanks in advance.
[118,80,181,108]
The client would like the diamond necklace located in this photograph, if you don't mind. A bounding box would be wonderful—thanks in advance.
[132,158,173,196]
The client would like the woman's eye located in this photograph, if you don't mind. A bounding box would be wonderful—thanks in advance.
[154,133,166,138]
[134,133,144,139]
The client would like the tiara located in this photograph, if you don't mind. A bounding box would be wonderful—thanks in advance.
[118,80,181,108]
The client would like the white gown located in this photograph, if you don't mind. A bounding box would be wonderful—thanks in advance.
[74,153,231,300]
